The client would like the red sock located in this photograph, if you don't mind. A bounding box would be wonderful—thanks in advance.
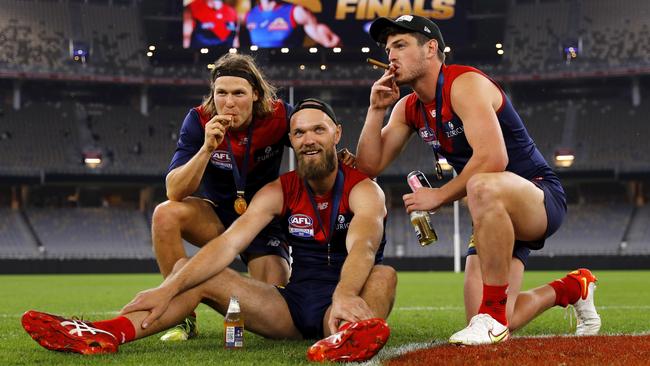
[549,275,582,307]
[478,284,509,326]
[93,316,136,344]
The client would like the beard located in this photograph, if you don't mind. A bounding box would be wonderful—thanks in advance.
[395,65,427,86]
[395,50,428,86]
[297,147,337,180]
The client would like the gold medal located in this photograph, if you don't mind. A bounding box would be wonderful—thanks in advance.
[234,194,247,215]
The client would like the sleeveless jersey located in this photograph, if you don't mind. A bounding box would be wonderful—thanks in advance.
[169,100,291,207]
[245,3,302,48]
[280,164,386,283]
[188,0,237,47]
[404,64,556,181]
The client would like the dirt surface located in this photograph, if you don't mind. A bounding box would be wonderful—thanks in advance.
[386,335,650,366]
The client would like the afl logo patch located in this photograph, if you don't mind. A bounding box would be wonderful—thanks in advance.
[418,128,440,149]
[210,150,232,170]
[288,214,314,238]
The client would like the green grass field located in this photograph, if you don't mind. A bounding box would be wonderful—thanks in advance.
[1,271,649,365]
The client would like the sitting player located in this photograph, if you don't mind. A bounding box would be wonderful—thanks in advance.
[21,99,395,363]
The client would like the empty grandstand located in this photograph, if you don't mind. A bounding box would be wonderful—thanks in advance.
[0,0,649,273]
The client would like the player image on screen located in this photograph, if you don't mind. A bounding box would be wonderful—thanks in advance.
[238,0,339,48]
[183,0,238,48]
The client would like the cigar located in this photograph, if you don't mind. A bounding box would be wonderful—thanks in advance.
[366,58,389,70]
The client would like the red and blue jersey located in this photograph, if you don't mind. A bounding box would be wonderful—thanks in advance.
[188,0,238,47]
[169,100,291,208]
[404,64,557,181]
[245,2,302,48]
[280,164,386,283]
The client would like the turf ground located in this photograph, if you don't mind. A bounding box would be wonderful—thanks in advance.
[1,270,649,365]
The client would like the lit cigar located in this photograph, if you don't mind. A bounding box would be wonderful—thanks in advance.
[366,58,389,70]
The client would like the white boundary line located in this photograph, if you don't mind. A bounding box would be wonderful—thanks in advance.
[358,341,444,366]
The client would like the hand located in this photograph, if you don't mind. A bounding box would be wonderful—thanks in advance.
[327,293,374,335]
[316,24,340,47]
[337,148,356,168]
[369,70,400,110]
[203,115,232,152]
[403,187,443,213]
[120,286,175,329]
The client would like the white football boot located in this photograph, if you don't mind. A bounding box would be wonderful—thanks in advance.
[568,268,601,336]
[449,313,509,345]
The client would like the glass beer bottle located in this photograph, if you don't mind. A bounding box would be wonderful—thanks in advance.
[410,210,438,246]
[407,171,438,246]
[224,296,244,349]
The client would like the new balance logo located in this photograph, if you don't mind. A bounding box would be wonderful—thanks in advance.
[60,320,117,340]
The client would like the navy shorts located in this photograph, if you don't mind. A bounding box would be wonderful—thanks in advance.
[466,175,566,266]
[207,200,290,265]
[276,280,337,339]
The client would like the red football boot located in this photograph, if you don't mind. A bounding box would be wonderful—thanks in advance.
[306,318,390,363]
[21,310,119,355]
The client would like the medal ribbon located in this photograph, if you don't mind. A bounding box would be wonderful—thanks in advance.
[225,120,255,199]
[418,65,445,180]
[304,167,344,266]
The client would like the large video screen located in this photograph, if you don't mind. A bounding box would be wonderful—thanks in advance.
[182,0,467,49]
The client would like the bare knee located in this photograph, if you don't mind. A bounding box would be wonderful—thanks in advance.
[170,257,190,275]
[246,254,290,286]
[466,173,506,216]
[369,265,397,291]
[152,200,189,231]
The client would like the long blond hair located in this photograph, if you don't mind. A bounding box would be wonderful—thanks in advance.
[201,53,277,120]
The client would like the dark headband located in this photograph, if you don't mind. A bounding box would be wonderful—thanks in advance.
[212,68,258,89]
[289,98,338,124]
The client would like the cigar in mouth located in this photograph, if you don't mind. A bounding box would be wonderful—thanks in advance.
[366,58,389,70]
